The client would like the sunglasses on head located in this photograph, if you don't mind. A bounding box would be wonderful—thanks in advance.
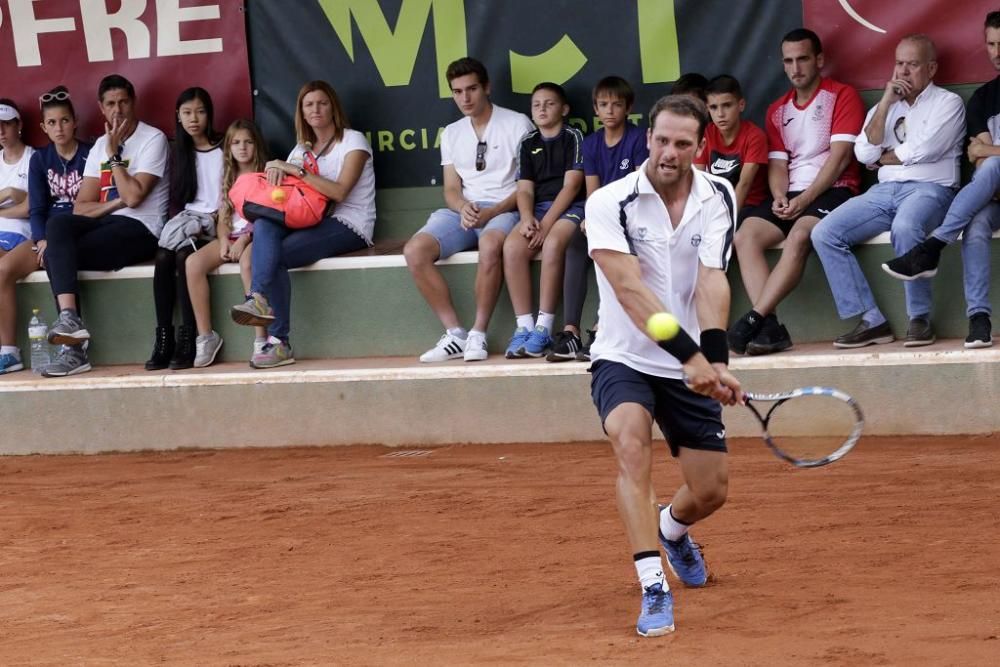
[39,91,71,106]
[475,140,487,171]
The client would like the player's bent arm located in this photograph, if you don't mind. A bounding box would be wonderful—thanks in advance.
[734,162,760,210]
[767,158,790,200]
[442,165,467,212]
[591,248,672,330]
[695,263,742,404]
[798,142,855,204]
[72,177,126,217]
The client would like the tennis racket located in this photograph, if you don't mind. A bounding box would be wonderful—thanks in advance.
[743,386,863,468]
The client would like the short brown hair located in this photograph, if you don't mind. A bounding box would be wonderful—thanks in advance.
[445,57,489,87]
[648,95,710,141]
[294,80,349,146]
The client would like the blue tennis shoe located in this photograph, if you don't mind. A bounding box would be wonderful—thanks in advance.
[636,582,675,637]
[659,530,708,587]
[522,325,552,357]
[504,327,532,358]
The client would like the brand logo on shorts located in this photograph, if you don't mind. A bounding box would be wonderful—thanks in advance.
[817,208,831,216]
[716,429,726,439]
[690,234,702,247]
[619,158,631,170]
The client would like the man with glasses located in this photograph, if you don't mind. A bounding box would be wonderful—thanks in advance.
[404,57,533,362]
[811,34,965,348]
[880,11,1000,348]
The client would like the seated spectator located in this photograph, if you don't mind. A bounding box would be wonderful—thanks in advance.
[551,75,648,363]
[696,75,768,217]
[404,57,533,362]
[0,98,35,373]
[812,34,965,348]
[670,73,709,103]
[728,28,863,356]
[881,11,1000,348]
[502,82,585,358]
[42,74,169,377]
[146,87,223,371]
[186,119,268,367]
[230,80,375,368]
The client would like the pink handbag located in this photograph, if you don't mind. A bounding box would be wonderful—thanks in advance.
[229,172,329,230]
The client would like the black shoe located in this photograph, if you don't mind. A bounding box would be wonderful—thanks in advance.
[169,325,196,369]
[144,326,174,370]
[576,328,596,362]
[546,330,583,362]
[965,313,992,349]
[727,310,764,354]
[881,242,941,281]
[833,320,895,349]
[903,317,935,347]
[746,316,793,356]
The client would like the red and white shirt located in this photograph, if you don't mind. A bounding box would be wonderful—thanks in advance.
[765,77,864,194]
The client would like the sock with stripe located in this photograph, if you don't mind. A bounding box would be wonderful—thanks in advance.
[634,550,667,590]
[659,504,692,542]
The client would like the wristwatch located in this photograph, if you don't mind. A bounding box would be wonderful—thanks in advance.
[297,167,307,177]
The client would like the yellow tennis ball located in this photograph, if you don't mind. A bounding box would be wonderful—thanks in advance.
[647,312,680,341]
[271,188,286,203]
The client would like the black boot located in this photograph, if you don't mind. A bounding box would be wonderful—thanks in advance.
[169,324,196,370]
[145,326,174,371]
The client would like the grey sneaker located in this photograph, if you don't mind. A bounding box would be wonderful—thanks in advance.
[250,338,294,369]
[231,293,275,327]
[42,342,91,377]
[47,309,90,346]
[193,330,224,368]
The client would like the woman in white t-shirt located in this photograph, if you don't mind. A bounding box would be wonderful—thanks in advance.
[0,99,35,373]
[146,87,223,371]
[230,80,376,368]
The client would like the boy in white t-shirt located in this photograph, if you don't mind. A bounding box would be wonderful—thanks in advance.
[42,74,169,377]
[404,57,534,362]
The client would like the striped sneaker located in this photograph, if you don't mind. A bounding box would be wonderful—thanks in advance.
[419,333,466,363]
[250,338,294,369]
[546,330,582,362]
[231,293,274,327]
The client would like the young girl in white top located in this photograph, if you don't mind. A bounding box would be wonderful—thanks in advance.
[146,87,224,371]
[0,98,35,373]
[185,119,269,367]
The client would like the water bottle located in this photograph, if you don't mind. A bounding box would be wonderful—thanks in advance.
[28,308,51,374]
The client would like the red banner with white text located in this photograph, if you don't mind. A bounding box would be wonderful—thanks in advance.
[0,0,252,146]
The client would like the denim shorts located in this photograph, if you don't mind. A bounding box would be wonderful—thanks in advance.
[590,359,727,457]
[0,231,28,252]
[417,201,520,259]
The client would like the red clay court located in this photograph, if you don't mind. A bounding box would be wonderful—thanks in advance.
[1,435,998,665]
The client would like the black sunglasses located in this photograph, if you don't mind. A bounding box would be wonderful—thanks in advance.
[475,140,487,171]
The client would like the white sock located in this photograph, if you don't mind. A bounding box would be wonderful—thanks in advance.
[659,504,692,542]
[468,329,486,338]
[515,314,535,330]
[1,345,19,356]
[536,312,555,332]
[634,553,667,590]
[446,326,468,340]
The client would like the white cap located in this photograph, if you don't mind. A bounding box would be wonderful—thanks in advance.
[0,104,19,122]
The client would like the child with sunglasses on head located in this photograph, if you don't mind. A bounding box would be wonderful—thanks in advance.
[0,96,48,373]
[184,119,268,367]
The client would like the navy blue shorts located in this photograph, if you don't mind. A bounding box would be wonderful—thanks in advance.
[590,360,727,457]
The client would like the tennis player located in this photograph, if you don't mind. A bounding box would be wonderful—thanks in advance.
[587,94,742,636]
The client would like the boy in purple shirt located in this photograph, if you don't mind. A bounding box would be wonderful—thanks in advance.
[548,76,648,362]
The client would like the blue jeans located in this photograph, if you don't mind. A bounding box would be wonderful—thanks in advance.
[811,181,956,320]
[250,216,368,341]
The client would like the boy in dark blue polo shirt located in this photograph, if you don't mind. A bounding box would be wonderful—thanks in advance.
[502,82,586,358]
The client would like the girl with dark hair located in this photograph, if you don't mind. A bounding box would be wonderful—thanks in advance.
[0,97,38,372]
[146,87,223,370]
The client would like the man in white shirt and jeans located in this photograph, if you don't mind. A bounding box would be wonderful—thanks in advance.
[811,34,965,348]
[587,94,742,637]
[405,57,533,362]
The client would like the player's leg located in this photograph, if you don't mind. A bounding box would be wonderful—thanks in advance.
[525,216,578,357]
[810,188,895,347]
[891,182,956,347]
[960,203,1000,347]
[403,208,474,362]
[592,360,674,636]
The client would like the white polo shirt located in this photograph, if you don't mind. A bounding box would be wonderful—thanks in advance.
[440,104,534,203]
[587,162,736,379]
[853,82,965,188]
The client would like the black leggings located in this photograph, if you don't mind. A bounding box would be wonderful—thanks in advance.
[562,226,592,329]
[152,244,200,327]
[45,213,158,296]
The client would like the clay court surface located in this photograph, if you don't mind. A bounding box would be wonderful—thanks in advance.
[1,436,998,665]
